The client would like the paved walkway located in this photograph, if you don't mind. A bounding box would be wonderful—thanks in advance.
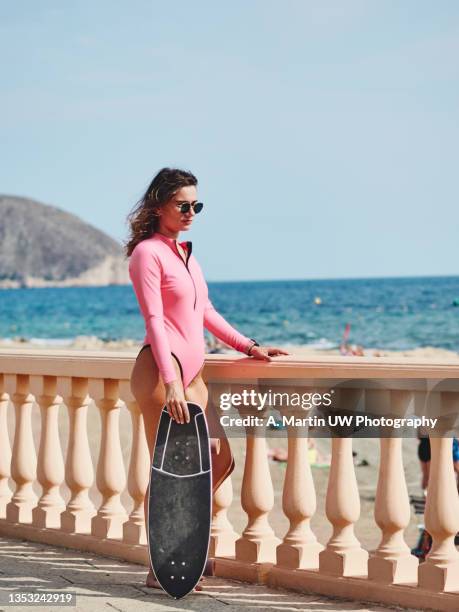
[0,537,414,612]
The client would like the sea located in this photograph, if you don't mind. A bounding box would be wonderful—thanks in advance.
[1,276,459,353]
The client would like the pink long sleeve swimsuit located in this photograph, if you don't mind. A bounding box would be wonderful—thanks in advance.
[129,232,253,389]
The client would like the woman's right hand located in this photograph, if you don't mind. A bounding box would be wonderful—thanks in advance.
[164,380,190,424]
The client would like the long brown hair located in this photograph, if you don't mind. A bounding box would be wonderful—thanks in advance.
[124,167,197,257]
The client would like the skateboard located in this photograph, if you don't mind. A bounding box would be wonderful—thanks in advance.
[147,401,213,599]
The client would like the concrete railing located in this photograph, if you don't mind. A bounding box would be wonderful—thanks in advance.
[0,349,458,611]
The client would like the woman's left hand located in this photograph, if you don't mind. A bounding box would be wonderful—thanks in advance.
[249,346,290,362]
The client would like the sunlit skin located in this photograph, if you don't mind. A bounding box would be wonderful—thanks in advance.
[146,185,289,590]
[154,184,198,238]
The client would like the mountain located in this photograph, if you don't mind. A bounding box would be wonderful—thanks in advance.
[0,195,129,288]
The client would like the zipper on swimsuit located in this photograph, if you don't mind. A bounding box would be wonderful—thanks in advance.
[175,240,197,310]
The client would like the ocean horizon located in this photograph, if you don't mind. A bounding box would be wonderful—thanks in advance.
[1,275,459,353]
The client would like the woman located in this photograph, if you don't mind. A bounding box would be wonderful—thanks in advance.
[125,167,288,589]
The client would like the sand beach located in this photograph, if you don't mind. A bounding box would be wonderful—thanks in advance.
[2,334,459,361]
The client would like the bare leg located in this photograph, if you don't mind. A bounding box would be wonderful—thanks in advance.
[206,399,235,492]
[130,349,208,591]
[420,460,430,492]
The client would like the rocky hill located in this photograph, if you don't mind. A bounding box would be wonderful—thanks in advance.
[0,195,129,287]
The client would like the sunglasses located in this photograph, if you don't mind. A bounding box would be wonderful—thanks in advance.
[175,201,204,214]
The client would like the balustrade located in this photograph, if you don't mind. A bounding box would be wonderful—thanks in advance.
[0,350,458,611]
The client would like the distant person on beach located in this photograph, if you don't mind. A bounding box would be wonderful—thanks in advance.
[339,323,365,356]
[412,428,459,559]
[417,427,459,491]
[125,167,288,590]
[339,323,382,357]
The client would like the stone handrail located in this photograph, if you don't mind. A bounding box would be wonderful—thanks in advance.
[0,348,458,611]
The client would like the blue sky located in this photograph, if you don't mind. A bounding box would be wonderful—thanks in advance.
[1,1,458,281]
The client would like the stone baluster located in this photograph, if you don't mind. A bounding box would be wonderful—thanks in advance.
[0,374,12,517]
[205,379,238,557]
[235,430,280,563]
[276,413,323,569]
[30,375,66,528]
[210,474,239,557]
[58,376,96,533]
[119,381,149,546]
[418,391,459,592]
[90,378,128,539]
[369,435,418,582]
[368,390,418,583]
[5,374,37,523]
[319,431,368,576]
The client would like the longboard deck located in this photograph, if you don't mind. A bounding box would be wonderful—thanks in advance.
[148,401,212,599]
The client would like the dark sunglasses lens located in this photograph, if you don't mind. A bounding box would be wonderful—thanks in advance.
[194,202,203,214]
[180,203,191,213]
